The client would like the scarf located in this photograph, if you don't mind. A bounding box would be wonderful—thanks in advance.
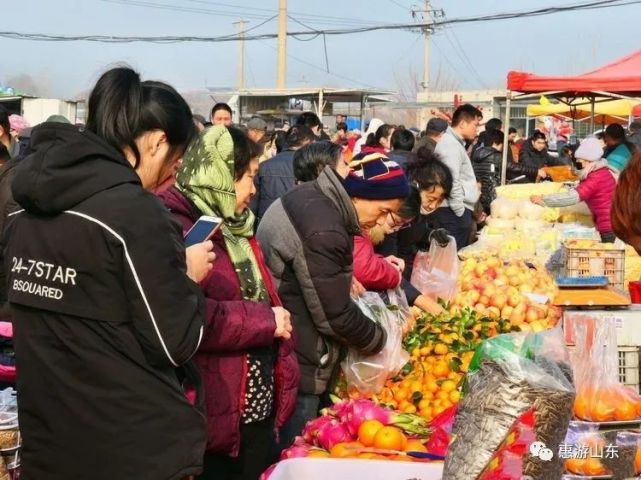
[175,125,268,302]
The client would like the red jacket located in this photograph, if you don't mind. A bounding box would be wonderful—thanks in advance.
[353,233,401,291]
[575,167,616,234]
[159,187,299,457]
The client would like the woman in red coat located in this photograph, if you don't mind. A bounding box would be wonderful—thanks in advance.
[159,125,299,480]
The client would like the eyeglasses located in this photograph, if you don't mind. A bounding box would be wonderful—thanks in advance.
[387,211,413,231]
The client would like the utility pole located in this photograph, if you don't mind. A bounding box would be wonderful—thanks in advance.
[276,0,287,89]
[421,0,432,93]
[233,19,247,90]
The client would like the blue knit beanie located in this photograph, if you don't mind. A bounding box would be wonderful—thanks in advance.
[344,152,410,200]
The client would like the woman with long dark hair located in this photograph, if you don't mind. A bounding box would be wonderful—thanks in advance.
[2,66,212,480]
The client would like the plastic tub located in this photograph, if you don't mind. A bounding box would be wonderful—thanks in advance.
[268,458,443,480]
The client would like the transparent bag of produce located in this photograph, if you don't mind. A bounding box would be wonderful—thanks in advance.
[385,286,413,335]
[563,422,613,477]
[341,292,409,395]
[410,236,459,302]
[571,314,641,422]
[443,327,575,480]
[600,431,641,480]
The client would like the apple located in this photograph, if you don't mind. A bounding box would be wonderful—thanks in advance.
[519,284,533,294]
[475,263,488,277]
[474,303,487,315]
[468,289,480,304]
[510,309,525,325]
[486,257,501,269]
[486,306,501,319]
[491,293,507,310]
[478,295,490,307]
[495,275,509,286]
[525,308,539,323]
[485,268,498,280]
[483,285,497,298]
[501,305,514,319]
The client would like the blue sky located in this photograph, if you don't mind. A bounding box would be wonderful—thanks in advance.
[1,0,639,97]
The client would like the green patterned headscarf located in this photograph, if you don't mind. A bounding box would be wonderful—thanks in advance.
[176,125,268,302]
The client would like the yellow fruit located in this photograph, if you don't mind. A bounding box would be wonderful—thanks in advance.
[434,344,448,355]
[441,380,457,393]
[449,390,461,403]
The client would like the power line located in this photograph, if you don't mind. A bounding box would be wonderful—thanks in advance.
[101,0,390,28]
[440,26,488,89]
[7,0,640,43]
[255,40,380,90]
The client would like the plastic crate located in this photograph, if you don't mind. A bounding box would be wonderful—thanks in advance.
[619,346,640,394]
[564,245,625,290]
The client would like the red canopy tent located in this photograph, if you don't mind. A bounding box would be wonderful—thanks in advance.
[499,50,641,184]
[507,50,641,97]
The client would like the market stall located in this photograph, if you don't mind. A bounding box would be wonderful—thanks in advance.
[501,49,641,185]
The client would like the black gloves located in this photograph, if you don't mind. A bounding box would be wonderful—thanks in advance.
[429,228,450,248]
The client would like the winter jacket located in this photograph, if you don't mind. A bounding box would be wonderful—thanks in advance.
[518,141,556,171]
[472,146,501,213]
[0,123,207,480]
[412,135,437,154]
[251,150,296,220]
[159,187,299,457]
[387,150,414,170]
[628,131,641,150]
[355,233,420,306]
[606,143,633,173]
[434,127,479,216]
[257,167,387,395]
[0,158,20,243]
[575,167,616,234]
[353,234,401,291]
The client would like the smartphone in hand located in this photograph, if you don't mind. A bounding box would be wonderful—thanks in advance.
[184,216,223,247]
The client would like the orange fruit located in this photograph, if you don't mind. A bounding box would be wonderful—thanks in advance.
[425,380,439,393]
[441,380,457,393]
[330,441,363,458]
[436,391,449,401]
[373,426,406,451]
[394,388,409,402]
[404,439,428,453]
[433,363,450,378]
[590,399,615,422]
[615,401,637,421]
[565,458,586,474]
[358,419,384,447]
[403,404,417,414]
[449,390,461,403]
[574,396,590,420]
[308,449,331,458]
[583,458,606,476]
[434,344,448,355]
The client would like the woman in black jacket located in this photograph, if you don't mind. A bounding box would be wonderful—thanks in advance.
[1,67,213,480]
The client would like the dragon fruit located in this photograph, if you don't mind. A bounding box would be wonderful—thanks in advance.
[332,399,430,436]
[315,419,352,450]
[302,415,335,444]
[280,442,311,460]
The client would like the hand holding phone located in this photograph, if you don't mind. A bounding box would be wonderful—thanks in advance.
[184,215,223,248]
[186,241,216,283]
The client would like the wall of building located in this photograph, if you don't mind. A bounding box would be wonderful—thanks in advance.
[22,98,78,125]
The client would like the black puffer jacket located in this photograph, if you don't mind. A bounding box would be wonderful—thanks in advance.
[256,167,386,395]
[1,123,207,480]
[519,140,556,171]
[472,146,501,214]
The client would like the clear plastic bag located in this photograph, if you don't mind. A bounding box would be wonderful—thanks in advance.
[443,327,575,480]
[563,422,612,477]
[571,314,641,422]
[341,292,409,395]
[410,236,459,302]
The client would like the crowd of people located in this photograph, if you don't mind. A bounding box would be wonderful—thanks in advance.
[0,65,640,480]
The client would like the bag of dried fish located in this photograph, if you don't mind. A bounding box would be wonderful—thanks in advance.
[442,328,575,480]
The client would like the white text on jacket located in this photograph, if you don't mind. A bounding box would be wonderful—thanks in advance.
[11,257,77,285]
